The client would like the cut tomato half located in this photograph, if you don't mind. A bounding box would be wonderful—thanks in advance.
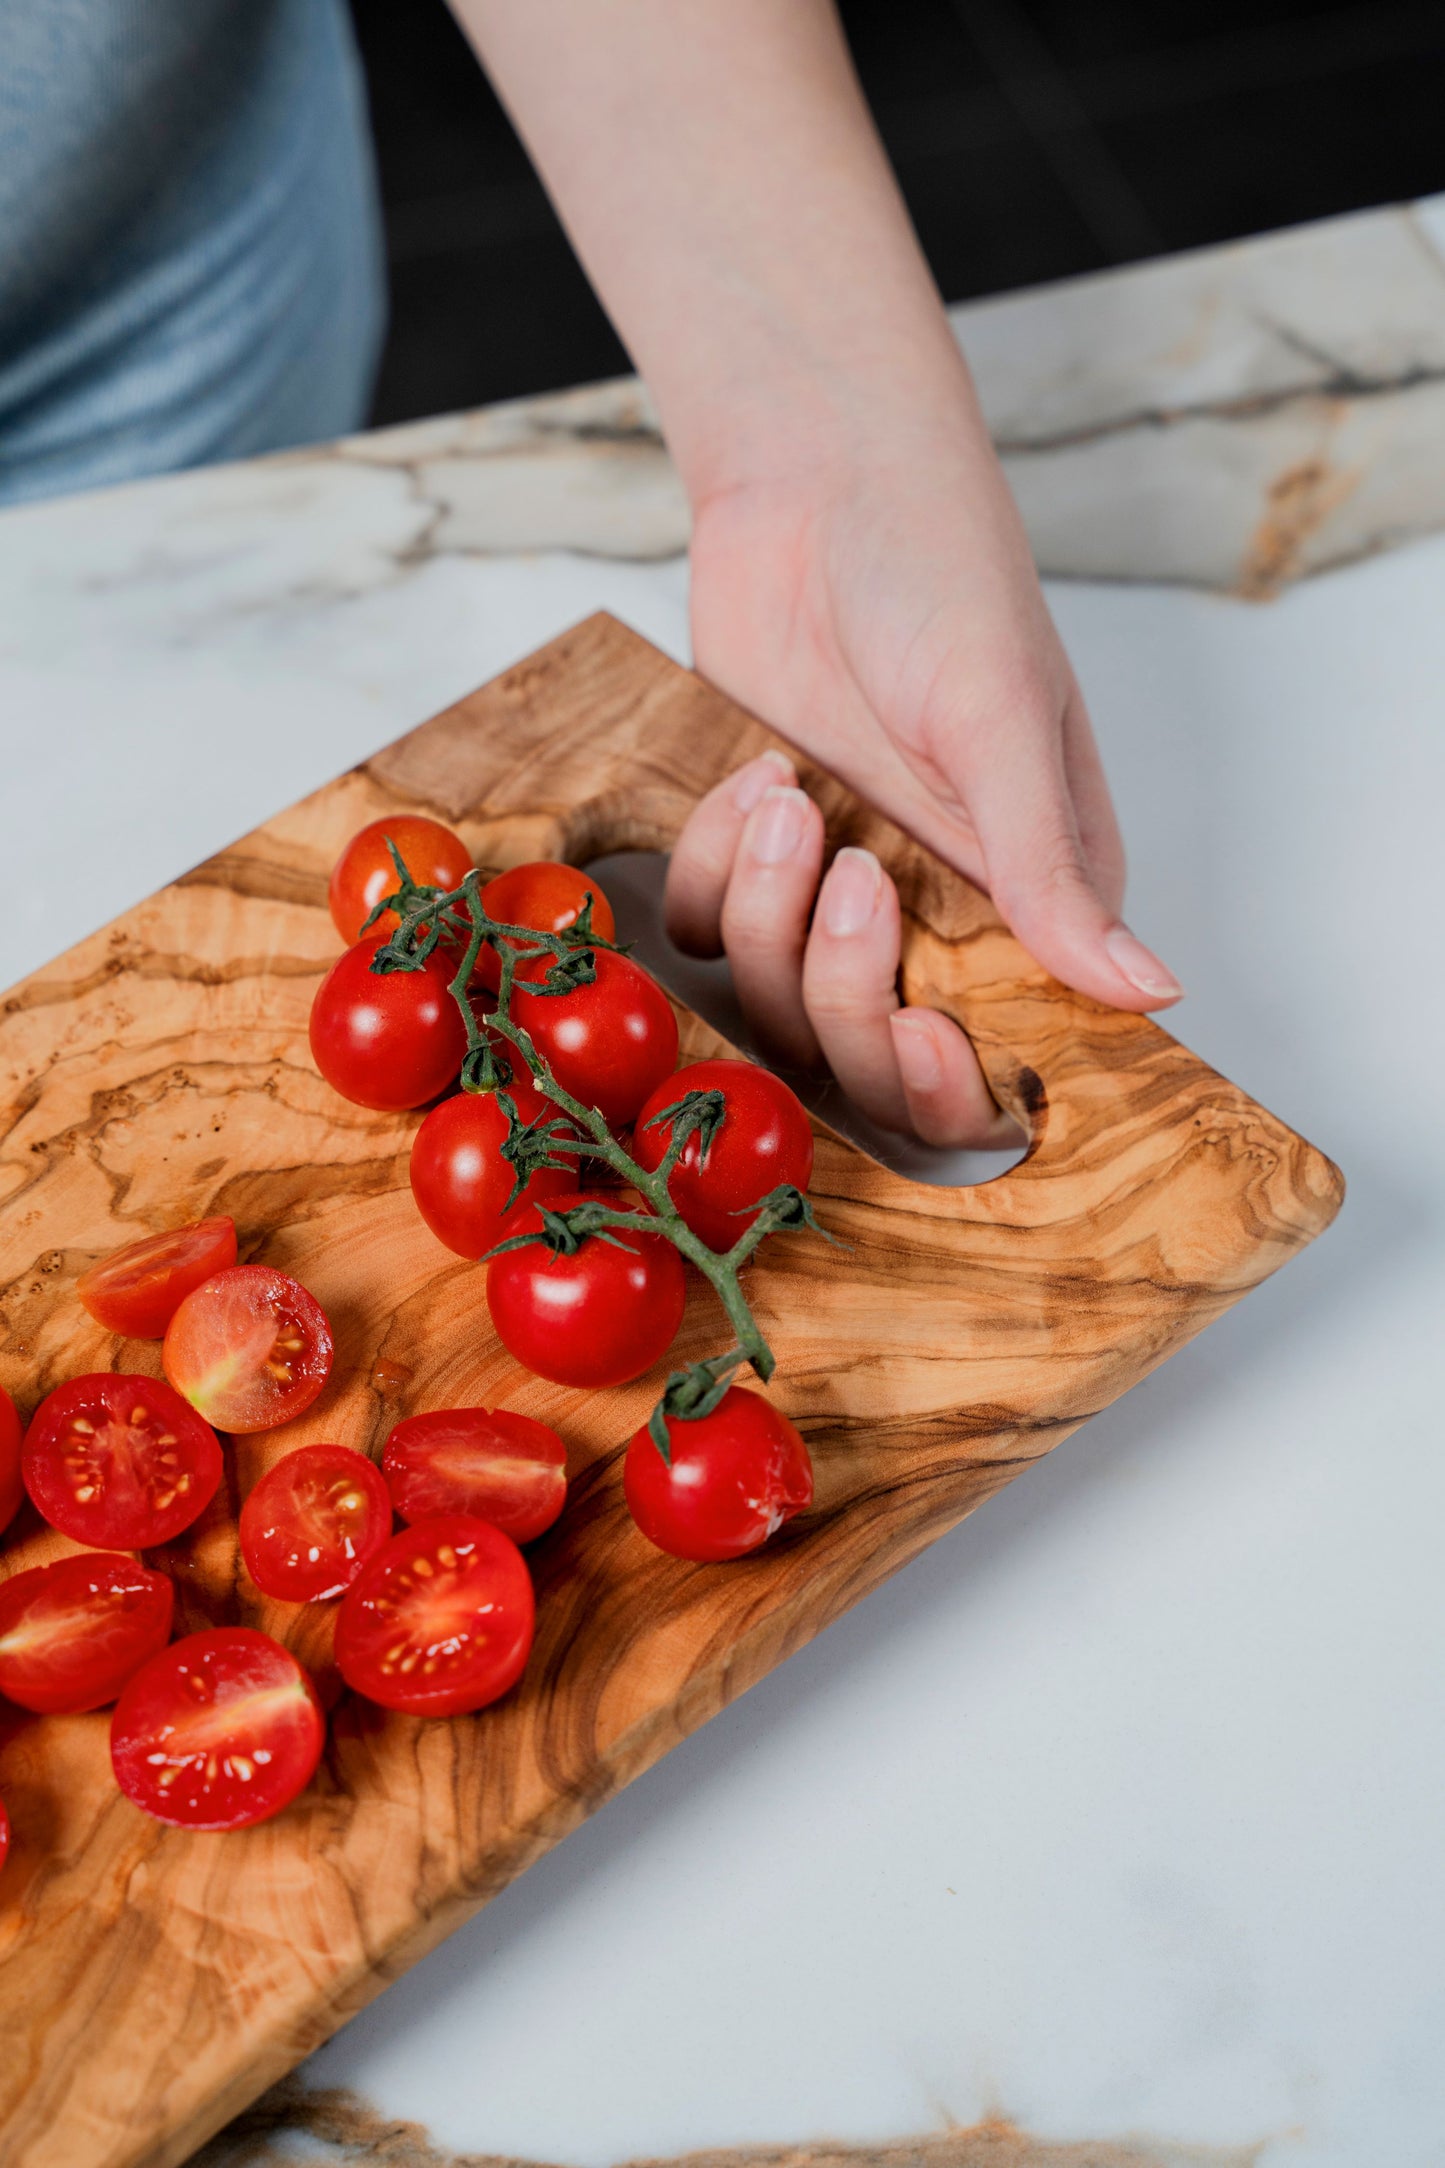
[239,1444,392,1602]
[0,1386,22,1536]
[382,1408,567,1543]
[164,1266,333,1433]
[336,1515,534,1717]
[110,1627,325,1830]
[77,1217,238,1339]
[0,1552,175,1714]
[22,1373,222,1549]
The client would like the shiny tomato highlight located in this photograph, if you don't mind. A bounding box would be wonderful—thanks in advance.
[0,1386,22,1536]
[164,1266,333,1434]
[329,815,473,946]
[624,1387,813,1562]
[310,937,468,1113]
[409,1076,576,1259]
[511,949,678,1128]
[22,1373,222,1549]
[0,1553,175,1714]
[77,1216,238,1339]
[239,1444,392,1602]
[485,1191,686,1388]
[383,1408,567,1543]
[633,1058,815,1254]
[336,1514,535,1717]
[111,1628,325,1830]
[475,861,617,992]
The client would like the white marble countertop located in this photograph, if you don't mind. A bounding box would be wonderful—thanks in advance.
[3,202,1444,2168]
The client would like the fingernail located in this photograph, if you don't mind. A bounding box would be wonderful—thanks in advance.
[890,1009,943,1091]
[732,749,796,815]
[749,785,809,865]
[821,846,883,936]
[1104,925,1184,1003]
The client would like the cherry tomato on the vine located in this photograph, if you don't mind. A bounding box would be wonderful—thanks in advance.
[0,1386,22,1535]
[624,1387,813,1562]
[77,1216,238,1339]
[22,1373,222,1549]
[0,1553,175,1714]
[329,815,473,947]
[511,949,677,1129]
[486,1191,686,1388]
[633,1058,815,1255]
[164,1266,333,1434]
[239,1444,392,1602]
[336,1514,534,1717]
[110,1627,325,1830]
[310,937,468,1113]
[383,1407,567,1543]
[410,1073,576,1260]
[475,862,617,992]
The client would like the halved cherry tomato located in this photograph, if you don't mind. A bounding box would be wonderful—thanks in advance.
[624,1387,813,1562]
[0,1387,22,1536]
[475,862,617,993]
[336,1514,534,1717]
[383,1408,567,1543]
[239,1444,392,1602]
[111,1627,325,1830]
[410,1074,576,1260]
[22,1374,222,1549]
[310,937,468,1113]
[633,1058,815,1255]
[0,1553,175,1714]
[164,1266,333,1434]
[77,1217,238,1339]
[511,949,677,1128]
[329,815,473,947]
[486,1191,686,1388]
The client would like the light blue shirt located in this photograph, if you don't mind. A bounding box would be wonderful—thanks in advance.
[0,0,386,506]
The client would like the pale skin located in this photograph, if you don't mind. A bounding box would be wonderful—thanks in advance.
[451,0,1181,1147]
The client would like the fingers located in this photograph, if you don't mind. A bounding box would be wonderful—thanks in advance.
[717,783,825,1068]
[665,748,798,957]
[889,1009,1024,1150]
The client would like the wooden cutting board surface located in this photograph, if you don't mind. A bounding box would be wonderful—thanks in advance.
[0,614,1341,2168]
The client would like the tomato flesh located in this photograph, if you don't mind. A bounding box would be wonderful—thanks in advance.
[511,949,678,1128]
[383,1408,567,1543]
[329,815,473,947]
[310,937,468,1113]
[624,1386,813,1562]
[239,1444,392,1602]
[409,1075,576,1260]
[77,1217,238,1339]
[633,1058,815,1254]
[486,1191,686,1388]
[22,1373,222,1549]
[336,1514,534,1717]
[0,1387,22,1536]
[0,1553,175,1714]
[0,1793,8,1873]
[475,862,617,992]
[111,1627,325,1829]
[164,1265,333,1434]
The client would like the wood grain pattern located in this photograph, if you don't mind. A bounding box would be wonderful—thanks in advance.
[0,614,1341,2168]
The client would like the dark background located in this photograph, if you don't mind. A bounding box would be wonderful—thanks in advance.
[349,0,1445,429]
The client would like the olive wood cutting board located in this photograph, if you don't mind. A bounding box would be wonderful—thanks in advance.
[0,612,1342,2168]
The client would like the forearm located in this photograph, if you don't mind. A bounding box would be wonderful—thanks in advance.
[448,0,984,498]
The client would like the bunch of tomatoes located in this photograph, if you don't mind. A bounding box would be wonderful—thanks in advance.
[0,814,820,1860]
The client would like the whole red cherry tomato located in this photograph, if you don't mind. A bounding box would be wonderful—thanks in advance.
[329,815,473,946]
[310,937,468,1113]
[0,1553,175,1714]
[624,1387,813,1562]
[336,1514,534,1716]
[111,1627,325,1830]
[410,1073,576,1260]
[164,1265,333,1434]
[0,1386,22,1535]
[383,1407,567,1543]
[633,1058,815,1255]
[475,861,617,992]
[22,1373,222,1549]
[486,1191,686,1388]
[511,949,677,1128]
[239,1444,392,1602]
[77,1216,238,1338]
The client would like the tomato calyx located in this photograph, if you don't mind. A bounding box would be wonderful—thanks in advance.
[481,1194,659,1264]
[647,1344,755,1466]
